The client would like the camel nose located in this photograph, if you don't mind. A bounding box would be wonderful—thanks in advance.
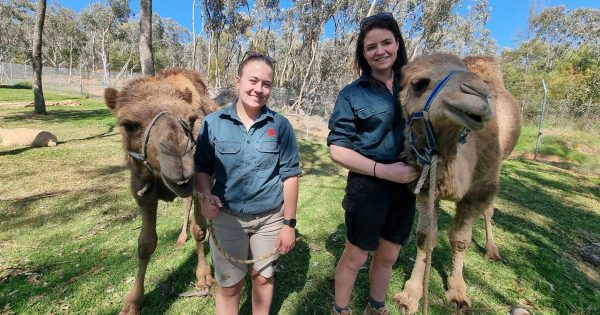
[460,82,491,99]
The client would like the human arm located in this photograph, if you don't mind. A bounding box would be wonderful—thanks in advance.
[329,144,419,184]
[276,176,298,255]
[193,118,222,219]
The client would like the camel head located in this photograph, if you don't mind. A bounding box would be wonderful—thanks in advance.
[105,77,200,198]
[399,53,495,163]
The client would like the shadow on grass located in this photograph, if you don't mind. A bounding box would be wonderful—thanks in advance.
[2,108,113,124]
[297,140,342,177]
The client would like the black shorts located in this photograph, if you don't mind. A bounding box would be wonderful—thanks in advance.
[342,171,416,251]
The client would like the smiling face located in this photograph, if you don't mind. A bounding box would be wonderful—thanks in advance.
[362,28,399,77]
[236,60,274,112]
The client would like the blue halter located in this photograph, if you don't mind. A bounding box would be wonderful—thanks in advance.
[408,70,470,166]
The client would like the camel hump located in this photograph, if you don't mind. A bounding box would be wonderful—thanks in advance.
[161,68,219,115]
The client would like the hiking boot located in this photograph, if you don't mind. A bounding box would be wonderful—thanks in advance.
[362,303,389,315]
[332,305,353,315]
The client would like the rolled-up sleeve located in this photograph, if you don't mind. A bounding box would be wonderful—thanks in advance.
[194,118,215,174]
[278,118,301,179]
[327,90,356,149]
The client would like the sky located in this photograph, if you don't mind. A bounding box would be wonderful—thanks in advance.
[55,0,600,50]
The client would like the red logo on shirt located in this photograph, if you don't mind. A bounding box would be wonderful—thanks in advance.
[268,127,275,137]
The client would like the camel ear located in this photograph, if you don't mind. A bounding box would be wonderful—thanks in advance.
[178,88,193,104]
[105,88,119,110]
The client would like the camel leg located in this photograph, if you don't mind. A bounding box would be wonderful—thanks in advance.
[190,198,213,289]
[483,205,501,261]
[446,195,495,310]
[120,198,158,315]
[393,196,438,314]
[176,197,192,247]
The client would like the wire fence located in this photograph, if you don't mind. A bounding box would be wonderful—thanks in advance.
[1,62,598,168]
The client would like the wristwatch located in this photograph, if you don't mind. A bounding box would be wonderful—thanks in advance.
[282,218,297,228]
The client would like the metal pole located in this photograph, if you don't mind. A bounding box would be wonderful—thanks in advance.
[534,78,548,161]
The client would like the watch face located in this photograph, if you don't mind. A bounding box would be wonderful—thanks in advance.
[283,219,296,228]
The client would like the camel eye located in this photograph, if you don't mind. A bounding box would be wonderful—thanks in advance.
[411,78,430,94]
[121,121,140,134]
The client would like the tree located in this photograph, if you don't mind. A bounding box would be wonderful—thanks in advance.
[32,0,46,115]
[139,0,154,75]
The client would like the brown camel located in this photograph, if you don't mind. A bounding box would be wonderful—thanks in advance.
[105,68,218,314]
[392,54,521,314]
[0,127,58,147]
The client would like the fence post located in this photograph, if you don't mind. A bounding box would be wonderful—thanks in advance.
[534,78,548,161]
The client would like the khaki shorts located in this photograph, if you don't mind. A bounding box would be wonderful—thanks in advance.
[209,205,284,287]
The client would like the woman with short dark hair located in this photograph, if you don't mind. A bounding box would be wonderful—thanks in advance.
[327,13,419,315]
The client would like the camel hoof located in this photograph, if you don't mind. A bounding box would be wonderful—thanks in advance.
[393,292,420,314]
[195,274,214,290]
[119,303,141,315]
[176,232,187,247]
[485,243,502,261]
[446,290,472,310]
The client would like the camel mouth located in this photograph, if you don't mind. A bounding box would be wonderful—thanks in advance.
[162,175,194,197]
[443,104,487,130]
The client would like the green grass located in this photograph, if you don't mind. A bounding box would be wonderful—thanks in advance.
[0,83,83,102]
[516,123,600,174]
[1,90,599,314]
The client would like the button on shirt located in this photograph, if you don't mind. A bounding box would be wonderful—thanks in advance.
[195,102,301,215]
[327,75,406,163]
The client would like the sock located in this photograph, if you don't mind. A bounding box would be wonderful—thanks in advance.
[334,303,350,313]
[368,296,385,309]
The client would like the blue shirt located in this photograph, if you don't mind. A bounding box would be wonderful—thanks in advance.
[195,102,301,215]
[327,75,406,163]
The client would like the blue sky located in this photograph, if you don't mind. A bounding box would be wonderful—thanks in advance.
[55,0,600,49]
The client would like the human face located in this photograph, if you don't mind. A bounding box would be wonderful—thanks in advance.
[362,28,399,77]
[236,60,273,111]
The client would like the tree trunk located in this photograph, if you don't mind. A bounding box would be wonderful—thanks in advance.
[32,0,47,115]
[191,0,197,70]
[139,0,155,76]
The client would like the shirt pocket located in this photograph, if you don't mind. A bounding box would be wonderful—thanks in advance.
[355,105,388,130]
[255,140,280,177]
[356,105,387,120]
[216,141,241,172]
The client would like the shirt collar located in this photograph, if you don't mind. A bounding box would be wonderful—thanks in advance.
[221,100,274,123]
[357,73,400,94]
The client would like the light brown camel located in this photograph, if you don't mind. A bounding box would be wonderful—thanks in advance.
[0,127,58,147]
[392,54,521,314]
[105,68,218,315]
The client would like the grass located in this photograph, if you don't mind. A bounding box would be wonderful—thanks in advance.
[0,83,84,102]
[1,89,599,314]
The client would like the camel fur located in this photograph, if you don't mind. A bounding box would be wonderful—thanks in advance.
[105,68,218,315]
[0,127,57,147]
[392,54,521,314]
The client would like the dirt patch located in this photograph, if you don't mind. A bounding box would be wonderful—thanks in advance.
[0,100,81,109]
[285,112,329,139]
[518,151,565,163]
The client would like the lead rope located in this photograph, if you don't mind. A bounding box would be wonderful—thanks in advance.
[414,154,438,315]
[194,192,280,265]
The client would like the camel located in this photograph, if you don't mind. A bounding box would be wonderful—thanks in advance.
[105,68,218,314]
[0,127,58,147]
[392,54,521,314]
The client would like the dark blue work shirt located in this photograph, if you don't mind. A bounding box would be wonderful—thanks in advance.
[195,102,301,215]
[327,74,406,163]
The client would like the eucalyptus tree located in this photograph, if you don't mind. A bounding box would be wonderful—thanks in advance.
[80,0,131,86]
[139,0,154,75]
[32,0,46,115]
[0,0,35,62]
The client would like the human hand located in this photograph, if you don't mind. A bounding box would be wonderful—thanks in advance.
[201,194,222,219]
[275,225,296,255]
[377,161,420,183]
